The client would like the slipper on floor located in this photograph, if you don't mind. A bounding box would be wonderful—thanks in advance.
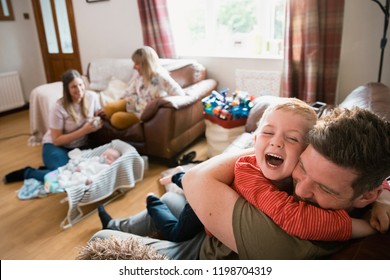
[177,151,197,165]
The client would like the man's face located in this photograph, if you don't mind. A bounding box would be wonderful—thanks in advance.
[292,145,359,211]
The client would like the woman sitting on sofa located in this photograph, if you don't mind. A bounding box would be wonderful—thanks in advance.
[104,46,185,130]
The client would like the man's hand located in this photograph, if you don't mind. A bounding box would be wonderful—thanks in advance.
[370,189,390,233]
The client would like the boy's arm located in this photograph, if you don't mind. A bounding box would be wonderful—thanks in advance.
[351,181,390,237]
[234,156,355,240]
[370,182,390,233]
[351,219,377,238]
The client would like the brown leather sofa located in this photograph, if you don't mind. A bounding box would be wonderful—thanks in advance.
[244,82,390,132]
[89,60,218,163]
[226,82,390,259]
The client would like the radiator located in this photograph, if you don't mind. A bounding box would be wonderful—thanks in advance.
[235,69,281,97]
[0,71,26,113]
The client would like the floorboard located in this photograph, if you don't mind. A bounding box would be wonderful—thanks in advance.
[0,110,208,259]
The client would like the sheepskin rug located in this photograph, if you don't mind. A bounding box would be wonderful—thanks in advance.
[77,236,168,260]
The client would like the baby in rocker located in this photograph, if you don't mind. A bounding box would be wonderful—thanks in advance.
[44,148,121,193]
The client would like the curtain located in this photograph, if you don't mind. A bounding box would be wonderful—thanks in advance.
[137,0,176,58]
[280,0,345,104]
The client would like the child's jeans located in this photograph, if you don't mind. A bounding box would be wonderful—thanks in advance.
[147,172,205,242]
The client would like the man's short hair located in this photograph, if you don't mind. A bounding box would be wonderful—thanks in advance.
[309,107,390,196]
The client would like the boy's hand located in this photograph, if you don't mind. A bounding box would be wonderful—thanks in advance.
[370,190,390,233]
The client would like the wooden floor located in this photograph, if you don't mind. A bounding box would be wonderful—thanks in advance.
[0,110,208,260]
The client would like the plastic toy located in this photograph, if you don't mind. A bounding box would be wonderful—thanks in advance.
[202,88,255,121]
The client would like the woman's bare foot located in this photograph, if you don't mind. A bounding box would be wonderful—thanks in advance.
[159,166,184,185]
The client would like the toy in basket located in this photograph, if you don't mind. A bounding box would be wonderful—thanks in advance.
[202,89,255,156]
[202,88,255,128]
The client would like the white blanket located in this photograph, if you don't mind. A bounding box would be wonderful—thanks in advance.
[28,82,63,145]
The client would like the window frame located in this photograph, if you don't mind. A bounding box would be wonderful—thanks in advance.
[0,0,15,21]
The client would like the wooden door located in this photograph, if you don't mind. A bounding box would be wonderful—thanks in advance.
[32,0,81,83]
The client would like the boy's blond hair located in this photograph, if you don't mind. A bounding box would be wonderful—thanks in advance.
[256,98,318,136]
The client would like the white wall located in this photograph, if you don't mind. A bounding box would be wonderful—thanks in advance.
[181,56,282,94]
[338,0,390,102]
[72,0,143,74]
[0,0,45,102]
[0,0,388,104]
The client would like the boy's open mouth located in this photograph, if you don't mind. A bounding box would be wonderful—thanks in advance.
[265,153,284,167]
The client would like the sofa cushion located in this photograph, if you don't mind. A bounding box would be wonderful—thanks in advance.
[87,58,208,93]
[168,61,207,89]
[87,59,135,91]
[245,95,281,133]
[223,132,255,154]
[339,82,390,121]
[99,77,129,106]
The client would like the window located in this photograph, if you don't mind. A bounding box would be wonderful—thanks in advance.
[167,0,286,58]
[39,0,74,54]
[0,0,14,21]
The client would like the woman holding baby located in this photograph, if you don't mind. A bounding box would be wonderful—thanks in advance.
[4,69,103,184]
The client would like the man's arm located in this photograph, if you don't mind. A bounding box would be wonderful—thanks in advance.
[182,148,254,252]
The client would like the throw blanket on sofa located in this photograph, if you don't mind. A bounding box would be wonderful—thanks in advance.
[28,82,63,146]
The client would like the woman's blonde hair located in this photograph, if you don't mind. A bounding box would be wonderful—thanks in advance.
[61,69,88,122]
[131,46,161,85]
